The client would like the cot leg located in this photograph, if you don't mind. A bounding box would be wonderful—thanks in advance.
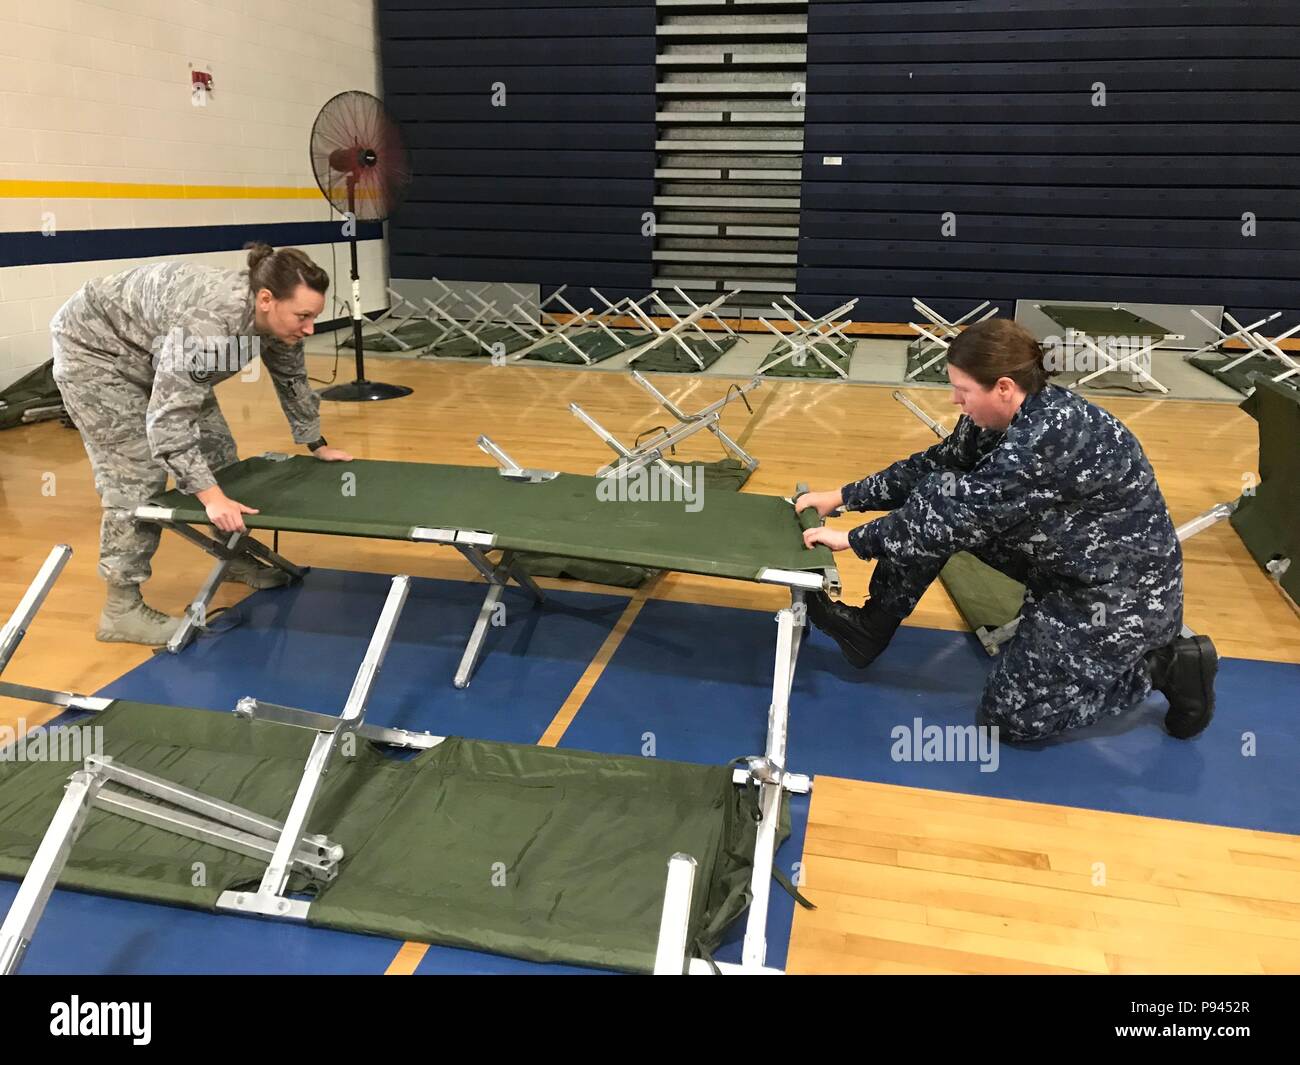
[168,532,245,653]
[977,617,1020,656]
[653,853,698,975]
[455,582,505,689]
[161,524,306,653]
[742,591,805,970]
[0,769,104,976]
[709,424,758,471]
[451,547,545,689]
[0,544,71,676]
[217,575,409,920]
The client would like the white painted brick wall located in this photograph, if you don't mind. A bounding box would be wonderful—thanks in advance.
[0,0,388,389]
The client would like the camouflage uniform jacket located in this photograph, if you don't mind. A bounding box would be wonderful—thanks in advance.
[50,260,320,494]
[840,384,1182,654]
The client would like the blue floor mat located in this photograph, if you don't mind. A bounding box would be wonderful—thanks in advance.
[565,598,1300,835]
[0,880,400,975]
[101,568,627,744]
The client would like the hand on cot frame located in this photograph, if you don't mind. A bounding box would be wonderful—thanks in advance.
[803,526,851,552]
[312,445,353,462]
[795,489,843,518]
[196,486,258,534]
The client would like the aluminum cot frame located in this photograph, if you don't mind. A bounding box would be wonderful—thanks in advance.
[1187,309,1300,393]
[757,297,860,380]
[0,544,829,975]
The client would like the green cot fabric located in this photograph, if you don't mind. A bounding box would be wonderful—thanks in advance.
[340,320,444,352]
[427,326,532,360]
[939,551,1025,637]
[904,339,949,383]
[1038,305,1169,393]
[1230,378,1300,604]
[522,330,641,365]
[762,342,852,379]
[512,459,756,587]
[340,322,530,357]
[0,360,66,430]
[0,702,772,972]
[1037,305,1168,337]
[1053,366,1157,394]
[631,335,737,373]
[1188,353,1287,397]
[148,456,832,584]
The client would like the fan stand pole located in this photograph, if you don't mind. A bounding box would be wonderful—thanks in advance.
[319,175,412,402]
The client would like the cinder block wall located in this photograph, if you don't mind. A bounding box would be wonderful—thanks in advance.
[0,0,389,389]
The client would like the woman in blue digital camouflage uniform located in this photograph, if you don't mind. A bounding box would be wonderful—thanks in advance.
[796,319,1216,742]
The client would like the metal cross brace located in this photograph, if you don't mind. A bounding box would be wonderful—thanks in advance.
[626,290,737,367]
[906,298,999,380]
[130,505,307,655]
[757,297,858,378]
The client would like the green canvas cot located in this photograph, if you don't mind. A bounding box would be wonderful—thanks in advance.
[521,329,642,365]
[904,337,950,384]
[939,551,1026,651]
[1188,353,1246,395]
[0,702,779,973]
[761,342,852,380]
[631,335,738,373]
[0,360,68,431]
[427,326,533,360]
[1037,304,1168,338]
[1230,377,1300,605]
[146,456,832,586]
[339,319,443,352]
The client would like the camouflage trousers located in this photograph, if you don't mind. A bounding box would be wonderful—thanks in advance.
[868,542,1182,742]
[52,332,238,586]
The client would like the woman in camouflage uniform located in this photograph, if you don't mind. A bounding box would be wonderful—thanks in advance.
[797,319,1216,743]
[51,243,353,645]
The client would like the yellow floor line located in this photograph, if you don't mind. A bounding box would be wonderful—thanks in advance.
[537,579,658,748]
[384,941,430,976]
[384,577,656,972]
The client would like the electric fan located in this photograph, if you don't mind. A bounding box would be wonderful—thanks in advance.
[309,90,412,401]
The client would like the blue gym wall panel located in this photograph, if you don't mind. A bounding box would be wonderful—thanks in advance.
[798,0,1300,328]
[378,1,657,296]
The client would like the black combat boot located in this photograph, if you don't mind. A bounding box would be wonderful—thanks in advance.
[1145,634,1218,739]
[805,593,903,669]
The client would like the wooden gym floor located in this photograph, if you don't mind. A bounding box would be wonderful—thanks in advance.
[2,353,1298,974]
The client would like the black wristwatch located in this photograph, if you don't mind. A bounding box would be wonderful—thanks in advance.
[307,436,328,453]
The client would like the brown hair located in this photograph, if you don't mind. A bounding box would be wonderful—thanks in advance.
[245,242,329,300]
[946,318,1052,394]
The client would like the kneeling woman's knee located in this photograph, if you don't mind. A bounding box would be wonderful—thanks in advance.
[976,700,1071,744]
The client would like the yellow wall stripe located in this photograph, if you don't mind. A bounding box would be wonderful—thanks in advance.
[0,179,319,200]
